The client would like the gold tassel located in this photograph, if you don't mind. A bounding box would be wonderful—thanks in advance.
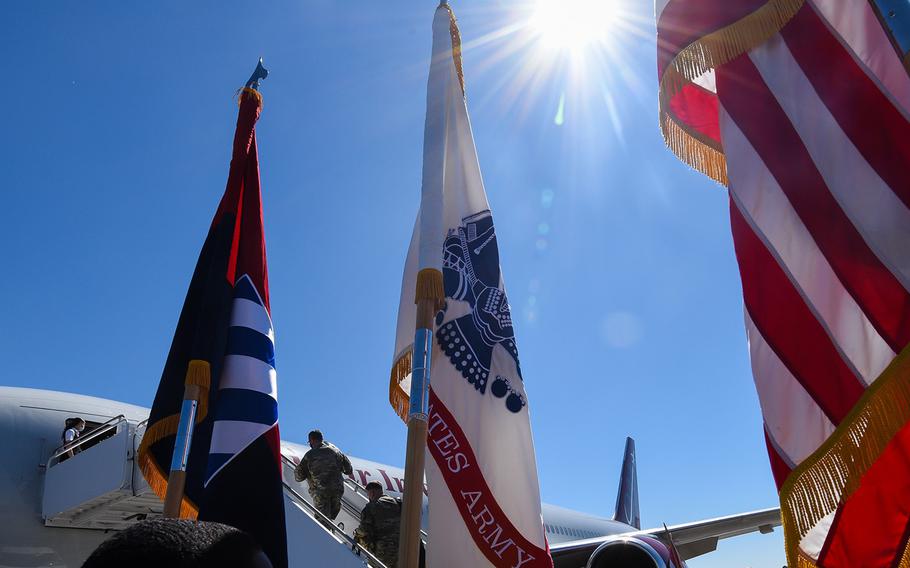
[659,108,728,186]
[236,87,263,108]
[136,417,201,519]
[185,359,211,422]
[898,540,910,568]
[137,415,178,496]
[663,0,805,93]
[415,268,444,305]
[657,0,806,187]
[135,359,212,519]
[779,345,910,567]
[389,351,413,424]
[443,4,465,96]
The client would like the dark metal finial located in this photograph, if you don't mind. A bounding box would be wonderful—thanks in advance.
[245,58,269,91]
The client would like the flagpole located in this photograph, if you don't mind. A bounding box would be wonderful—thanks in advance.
[399,269,443,568]
[161,59,268,519]
[162,360,210,517]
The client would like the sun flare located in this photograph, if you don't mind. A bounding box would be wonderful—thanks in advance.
[530,0,618,51]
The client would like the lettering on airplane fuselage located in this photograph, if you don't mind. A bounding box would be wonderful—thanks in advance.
[283,445,427,497]
[351,469,425,496]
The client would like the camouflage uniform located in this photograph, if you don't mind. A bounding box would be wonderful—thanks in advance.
[294,442,353,521]
[355,495,402,568]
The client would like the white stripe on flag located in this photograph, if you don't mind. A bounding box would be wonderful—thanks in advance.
[219,354,278,399]
[723,108,895,384]
[810,0,910,113]
[749,36,910,289]
[209,420,271,455]
[231,298,275,341]
[745,311,836,465]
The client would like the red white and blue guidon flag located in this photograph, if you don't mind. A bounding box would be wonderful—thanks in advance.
[390,5,552,568]
[656,0,910,565]
[137,88,287,568]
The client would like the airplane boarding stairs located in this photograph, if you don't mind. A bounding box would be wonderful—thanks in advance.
[40,417,414,567]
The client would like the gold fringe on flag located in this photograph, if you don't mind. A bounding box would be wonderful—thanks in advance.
[663,0,805,93]
[389,269,445,424]
[657,0,805,186]
[442,3,465,97]
[779,345,910,567]
[136,359,212,519]
[898,541,910,568]
[389,349,413,424]
[237,87,263,108]
[659,108,728,186]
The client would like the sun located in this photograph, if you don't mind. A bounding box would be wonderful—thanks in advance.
[530,0,618,52]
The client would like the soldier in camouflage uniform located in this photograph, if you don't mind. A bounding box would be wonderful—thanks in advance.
[294,430,353,521]
[354,481,402,568]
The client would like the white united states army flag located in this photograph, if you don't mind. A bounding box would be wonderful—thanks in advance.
[389,5,552,568]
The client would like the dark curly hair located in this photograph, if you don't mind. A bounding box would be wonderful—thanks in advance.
[81,518,271,568]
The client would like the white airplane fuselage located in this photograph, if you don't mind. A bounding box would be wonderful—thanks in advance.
[0,386,631,567]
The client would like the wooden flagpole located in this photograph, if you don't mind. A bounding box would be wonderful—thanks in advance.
[399,269,443,568]
[162,360,209,518]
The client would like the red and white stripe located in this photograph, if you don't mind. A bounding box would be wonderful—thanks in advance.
[657,0,910,563]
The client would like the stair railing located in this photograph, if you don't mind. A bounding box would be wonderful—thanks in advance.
[279,456,388,568]
[47,414,127,468]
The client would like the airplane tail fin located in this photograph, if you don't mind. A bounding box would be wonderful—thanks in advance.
[613,437,640,529]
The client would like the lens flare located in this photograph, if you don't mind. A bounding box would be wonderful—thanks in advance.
[531,0,618,52]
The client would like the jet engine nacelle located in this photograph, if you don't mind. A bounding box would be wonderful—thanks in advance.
[586,535,683,568]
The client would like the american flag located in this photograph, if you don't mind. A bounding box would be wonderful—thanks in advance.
[656,1,910,565]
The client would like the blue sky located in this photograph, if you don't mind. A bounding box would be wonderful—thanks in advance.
[3,1,784,566]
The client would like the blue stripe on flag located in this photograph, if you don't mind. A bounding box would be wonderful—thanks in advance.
[205,452,233,482]
[227,326,275,368]
[234,274,264,306]
[214,388,278,425]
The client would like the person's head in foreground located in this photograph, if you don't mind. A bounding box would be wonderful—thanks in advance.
[81,518,273,568]
[365,480,384,502]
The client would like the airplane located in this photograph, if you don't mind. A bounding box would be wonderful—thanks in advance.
[0,386,780,568]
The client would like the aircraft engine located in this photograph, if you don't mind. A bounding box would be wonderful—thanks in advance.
[586,535,681,568]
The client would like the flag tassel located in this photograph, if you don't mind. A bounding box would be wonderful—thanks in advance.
[657,0,805,187]
[138,359,210,519]
[389,350,413,422]
[781,346,910,567]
